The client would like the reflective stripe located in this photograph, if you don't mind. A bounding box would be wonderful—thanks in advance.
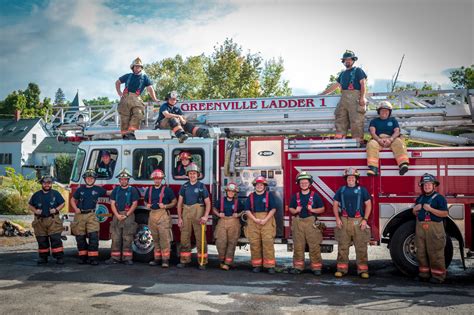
[38,248,50,253]
[172,125,182,133]
[88,251,99,257]
[51,247,63,253]
[224,258,233,263]
[419,266,430,273]
[111,251,121,257]
[122,251,133,257]
[78,250,88,256]
[251,258,263,266]
[219,256,225,261]
[337,263,349,270]
[431,268,446,275]
[293,260,305,267]
[263,259,275,266]
[357,264,369,271]
[192,126,199,137]
[180,252,192,257]
[311,262,322,269]
[395,154,409,164]
[197,253,208,258]
[367,158,378,163]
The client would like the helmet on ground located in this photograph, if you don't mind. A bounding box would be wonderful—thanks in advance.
[341,50,358,61]
[343,167,360,178]
[252,176,268,186]
[419,173,439,187]
[130,57,143,70]
[166,91,179,101]
[296,171,313,184]
[150,169,165,179]
[225,182,239,193]
[185,163,200,175]
[82,169,98,179]
[377,101,393,115]
[116,168,132,179]
[39,175,54,184]
[179,151,192,161]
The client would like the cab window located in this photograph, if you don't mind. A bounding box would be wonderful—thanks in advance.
[172,148,204,180]
[133,148,165,180]
[71,148,86,182]
[87,149,119,179]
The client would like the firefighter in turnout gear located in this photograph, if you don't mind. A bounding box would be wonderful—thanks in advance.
[244,176,277,274]
[212,182,243,271]
[366,101,409,176]
[70,169,106,265]
[145,169,177,268]
[115,57,159,140]
[175,151,192,179]
[155,91,210,143]
[333,168,372,278]
[289,172,325,276]
[106,169,139,265]
[413,173,449,284]
[28,175,65,265]
[322,50,368,145]
[177,163,211,270]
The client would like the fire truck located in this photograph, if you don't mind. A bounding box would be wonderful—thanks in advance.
[52,88,474,275]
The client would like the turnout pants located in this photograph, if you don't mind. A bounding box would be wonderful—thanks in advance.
[215,217,241,265]
[335,217,371,274]
[245,212,276,268]
[367,134,409,167]
[292,216,323,271]
[148,209,172,261]
[415,221,447,281]
[110,213,137,262]
[71,212,100,260]
[334,90,365,139]
[180,204,208,265]
[118,93,145,134]
[32,215,64,259]
[159,118,207,138]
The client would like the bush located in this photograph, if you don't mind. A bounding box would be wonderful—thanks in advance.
[55,154,74,184]
[0,187,29,215]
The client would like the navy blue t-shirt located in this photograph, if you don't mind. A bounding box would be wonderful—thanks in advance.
[289,191,324,218]
[336,67,367,90]
[29,189,65,217]
[415,192,448,222]
[144,185,176,210]
[96,160,116,178]
[334,186,371,217]
[73,186,107,211]
[111,186,140,211]
[214,198,244,216]
[157,102,183,124]
[179,181,209,205]
[119,73,152,95]
[369,117,400,136]
[175,162,187,176]
[245,191,277,213]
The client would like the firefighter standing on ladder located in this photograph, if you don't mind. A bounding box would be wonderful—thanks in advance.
[70,169,106,265]
[29,175,65,265]
[289,172,325,276]
[115,57,159,140]
[145,169,177,268]
[333,168,372,278]
[106,169,139,265]
[413,173,449,284]
[245,176,277,274]
[322,50,368,146]
[177,163,211,270]
[212,182,243,271]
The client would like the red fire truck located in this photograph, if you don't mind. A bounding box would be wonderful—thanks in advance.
[57,89,474,274]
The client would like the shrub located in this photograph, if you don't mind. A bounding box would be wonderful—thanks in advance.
[0,187,29,215]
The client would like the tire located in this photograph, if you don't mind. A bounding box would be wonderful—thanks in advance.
[389,220,453,276]
[132,224,154,263]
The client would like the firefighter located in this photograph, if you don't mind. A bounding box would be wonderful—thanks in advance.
[28,175,65,265]
[96,150,116,178]
[175,151,192,179]
[333,168,372,278]
[145,169,177,268]
[106,169,139,265]
[322,50,368,145]
[177,163,211,270]
[244,176,277,274]
[212,182,243,270]
[70,169,106,265]
[115,57,159,140]
[413,173,449,284]
[289,172,325,275]
[155,91,210,143]
[366,101,409,176]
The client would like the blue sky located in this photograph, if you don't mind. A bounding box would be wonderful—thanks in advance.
[0,0,472,102]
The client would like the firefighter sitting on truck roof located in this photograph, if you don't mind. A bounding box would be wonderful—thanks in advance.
[115,57,159,140]
[175,151,192,179]
[413,173,449,284]
[145,169,177,268]
[177,163,211,270]
[333,168,372,279]
[244,176,277,274]
[106,169,139,265]
[70,169,106,265]
[321,50,367,146]
[28,175,65,265]
[155,91,210,143]
[366,101,409,176]
[212,182,244,271]
[289,172,325,276]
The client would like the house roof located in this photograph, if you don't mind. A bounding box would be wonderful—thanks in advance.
[33,137,78,154]
[0,118,42,142]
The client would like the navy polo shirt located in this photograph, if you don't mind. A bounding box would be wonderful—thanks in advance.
[111,186,140,211]
[369,117,400,136]
[336,67,367,90]
[157,102,183,124]
[214,198,244,216]
[289,191,324,218]
[119,73,152,95]
[144,185,176,209]
[416,192,448,222]
[29,189,65,217]
[73,186,106,211]
[334,185,371,217]
[245,191,276,213]
[179,181,209,205]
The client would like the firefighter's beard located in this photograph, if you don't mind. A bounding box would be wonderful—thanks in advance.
[344,61,353,69]
[42,185,52,192]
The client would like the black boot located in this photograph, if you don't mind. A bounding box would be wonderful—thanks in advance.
[37,257,48,265]
[399,163,409,175]
[78,257,88,265]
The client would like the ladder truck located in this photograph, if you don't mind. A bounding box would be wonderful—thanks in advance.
[50,88,474,275]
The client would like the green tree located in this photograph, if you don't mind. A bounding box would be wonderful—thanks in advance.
[1,91,27,116]
[83,96,116,107]
[449,65,474,89]
[54,88,67,107]
[324,73,342,94]
[261,58,291,97]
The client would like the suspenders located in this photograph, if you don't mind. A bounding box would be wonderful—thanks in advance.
[148,185,166,207]
[250,191,270,213]
[220,197,239,214]
[339,186,363,217]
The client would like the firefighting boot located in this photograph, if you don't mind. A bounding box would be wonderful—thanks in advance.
[367,166,379,176]
[252,267,262,273]
[399,163,409,176]
[90,259,99,266]
[220,264,230,271]
[335,271,345,278]
[197,128,210,138]
[177,131,188,143]
[37,257,48,265]
[313,270,322,276]
[78,257,89,265]
[289,268,302,275]
[198,265,206,270]
[105,258,120,265]
[360,272,369,279]
[176,263,188,268]
[267,268,276,274]
[161,260,169,268]
[429,277,444,284]
[56,258,64,265]
[124,260,134,265]
[149,260,161,266]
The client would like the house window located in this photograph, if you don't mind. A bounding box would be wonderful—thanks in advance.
[132,148,165,180]
[32,134,37,145]
[0,153,12,165]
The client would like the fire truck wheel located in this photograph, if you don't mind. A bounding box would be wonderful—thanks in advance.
[390,220,453,276]
[132,224,154,263]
